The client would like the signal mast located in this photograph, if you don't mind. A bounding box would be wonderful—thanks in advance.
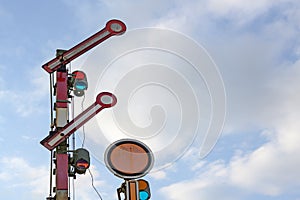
[40,19,126,200]
[40,19,153,200]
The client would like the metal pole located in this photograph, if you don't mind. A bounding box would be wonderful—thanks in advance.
[126,180,139,200]
[54,67,69,200]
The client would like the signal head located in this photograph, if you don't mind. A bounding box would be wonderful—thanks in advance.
[73,148,90,174]
[72,70,88,97]
[138,179,151,200]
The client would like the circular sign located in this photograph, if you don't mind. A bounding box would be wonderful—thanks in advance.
[96,92,117,108]
[106,19,126,35]
[104,138,154,179]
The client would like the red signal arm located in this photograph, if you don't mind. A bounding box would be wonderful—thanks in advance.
[42,19,126,73]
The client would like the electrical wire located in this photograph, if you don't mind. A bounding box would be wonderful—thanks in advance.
[49,73,54,131]
[88,169,103,200]
[81,94,86,148]
[48,73,54,197]
[71,96,76,200]
[69,62,76,151]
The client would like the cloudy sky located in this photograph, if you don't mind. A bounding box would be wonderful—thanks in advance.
[1,0,300,200]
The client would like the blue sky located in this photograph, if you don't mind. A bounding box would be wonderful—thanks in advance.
[1,0,300,200]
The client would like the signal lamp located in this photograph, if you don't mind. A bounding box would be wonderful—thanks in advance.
[138,179,151,200]
[72,70,88,97]
[117,179,151,200]
[72,148,90,174]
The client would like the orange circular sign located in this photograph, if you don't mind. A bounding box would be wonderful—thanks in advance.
[104,139,154,179]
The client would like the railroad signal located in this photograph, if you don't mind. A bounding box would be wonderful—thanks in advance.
[138,179,151,200]
[72,148,90,174]
[117,179,151,200]
[40,92,117,151]
[40,19,126,200]
[71,70,88,97]
[104,139,154,179]
[42,19,126,73]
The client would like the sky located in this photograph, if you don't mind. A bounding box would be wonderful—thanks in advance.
[1,0,300,200]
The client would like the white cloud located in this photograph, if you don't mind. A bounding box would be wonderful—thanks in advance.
[0,66,49,117]
[159,103,300,198]
[206,0,274,22]
[0,157,49,198]
[229,115,300,196]
[160,179,213,200]
[0,156,115,200]
[159,160,240,200]
[62,0,173,32]
[160,123,300,198]
[227,56,300,192]
[153,1,300,199]
[150,0,300,137]
[149,170,167,180]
